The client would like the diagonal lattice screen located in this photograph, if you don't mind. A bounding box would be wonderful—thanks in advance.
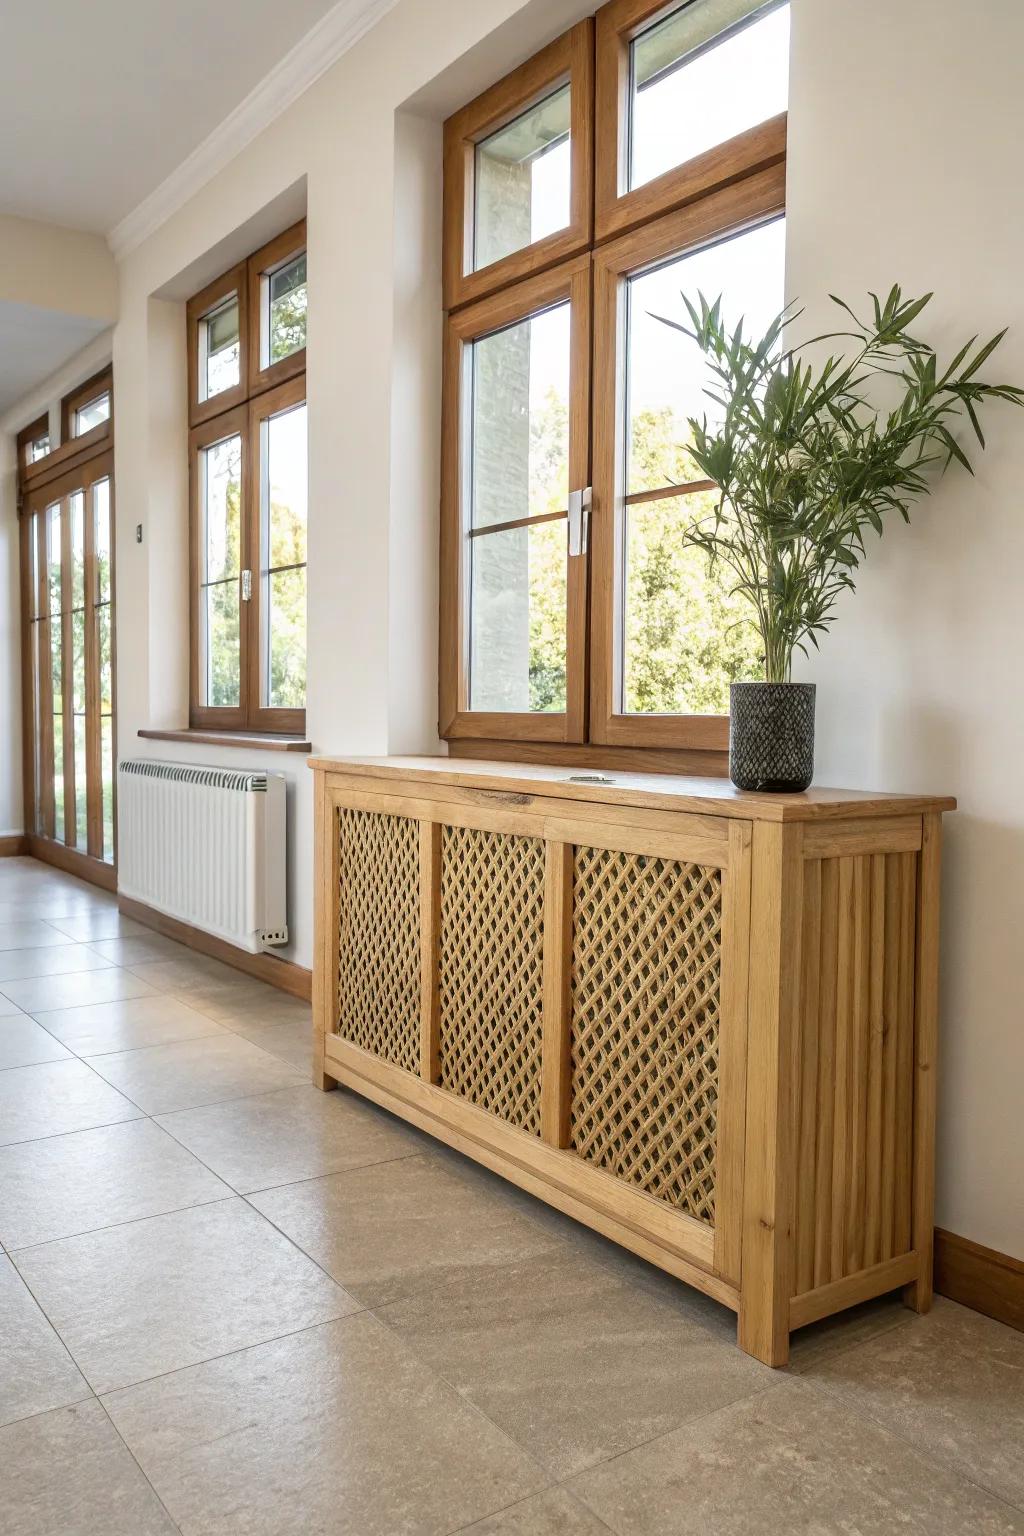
[336,807,421,1075]
[570,846,723,1225]
[438,824,545,1136]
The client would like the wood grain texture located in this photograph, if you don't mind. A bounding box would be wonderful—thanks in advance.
[138,728,311,753]
[934,1229,1024,1333]
[0,836,29,857]
[442,20,594,311]
[447,736,729,779]
[540,839,573,1147]
[791,848,918,1297]
[312,757,335,1089]
[905,812,942,1313]
[419,819,442,1084]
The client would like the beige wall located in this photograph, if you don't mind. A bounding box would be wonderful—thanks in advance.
[0,215,116,321]
[787,0,1024,1258]
[0,0,1021,1258]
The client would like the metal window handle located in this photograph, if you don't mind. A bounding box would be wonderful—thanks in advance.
[568,486,591,557]
[241,569,252,602]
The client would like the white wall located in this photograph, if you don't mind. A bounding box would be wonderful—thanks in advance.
[0,0,1020,1256]
[787,0,1024,1258]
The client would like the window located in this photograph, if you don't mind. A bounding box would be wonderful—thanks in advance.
[187,222,307,734]
[441,0,787,758]
[17,414,50,469]
[61,367,114,445]
[21,451,117,870]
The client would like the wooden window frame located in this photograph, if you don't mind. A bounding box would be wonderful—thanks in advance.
[247,220,307,395]
[17,414,50,476]
[443,20,594,311]
[589,163,786,752]
[21,448,117,870]
[60,365,114,447]
[594,0,788,242]
[440,0,788,763]
[187,226,307,735]
[440,255,592,743]
[187,265,249,429]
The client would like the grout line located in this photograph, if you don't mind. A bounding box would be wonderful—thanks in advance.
[95,1395,187,1535]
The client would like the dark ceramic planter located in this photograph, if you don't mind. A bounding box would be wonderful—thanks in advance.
[730,681,816,792]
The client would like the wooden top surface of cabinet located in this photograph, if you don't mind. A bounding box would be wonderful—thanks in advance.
[307,753,956,824]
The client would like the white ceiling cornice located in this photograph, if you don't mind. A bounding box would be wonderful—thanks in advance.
[107,0,398,261]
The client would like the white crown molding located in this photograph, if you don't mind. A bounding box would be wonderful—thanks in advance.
[108,0,398,261]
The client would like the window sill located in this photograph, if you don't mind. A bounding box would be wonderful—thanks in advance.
[138,728,311,754]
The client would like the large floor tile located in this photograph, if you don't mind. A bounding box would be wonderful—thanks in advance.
[0,943,112,981]
[45,911,150,942]
[0,1119,231,1249]
[35,992,229,1056]
[810,1298,1024,1509]
[104,1312,549,1536]
[0,919,77,951]
[0,1400,178,1535]
[0,1013,73,1069]
[0,967,156,1014]
[158,1082,425,1193]
[226,1016,312,1072]
[249,1151,570,1307]
[14,1197,358,1393]
[0,1254,90,1427]
[88,934,193,966]
[378,1246,769,1479]
[0,1059,142,1146]
[568,1380,1024,1535]
[787,1292,914,1373]
[86,1032,306,1114]
[453,1488,612,1534]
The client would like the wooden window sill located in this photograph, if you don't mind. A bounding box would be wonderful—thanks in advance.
[138,728,311,754]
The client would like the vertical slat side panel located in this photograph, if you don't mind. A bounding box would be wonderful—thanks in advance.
[813,856,839,1287]
[714,819,753,1287]
[894,850,917,1255]
[830,856,854,1280]
[795,856,821,1295]
[419,820,442,1084]
[906,820,941,1310]
[540,839,573,1148]
[846,856,871,1274]
[863,852,887,1267]
[312,768,334,1089]
[879,852,902,1260]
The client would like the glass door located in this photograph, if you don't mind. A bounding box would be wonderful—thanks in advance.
[22,452,116,869]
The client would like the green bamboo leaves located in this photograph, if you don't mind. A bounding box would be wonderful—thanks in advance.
[658,286,1024,682]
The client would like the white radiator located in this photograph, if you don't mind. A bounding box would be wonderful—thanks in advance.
[117,760,288,953]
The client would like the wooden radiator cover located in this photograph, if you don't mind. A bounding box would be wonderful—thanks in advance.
[310,755,954,1366]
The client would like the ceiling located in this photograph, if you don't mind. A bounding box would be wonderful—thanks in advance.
[0,302,107,418]
[0,0,342,233]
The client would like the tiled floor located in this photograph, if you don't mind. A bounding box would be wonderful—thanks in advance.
[0,857,1021,1535]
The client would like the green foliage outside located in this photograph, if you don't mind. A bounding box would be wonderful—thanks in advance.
[524,390,762,714]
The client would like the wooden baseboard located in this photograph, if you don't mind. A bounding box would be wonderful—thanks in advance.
[0,835,29,857]
[118,894,312,1002]
[934,1228,1023,1333]
[26,834,118,892]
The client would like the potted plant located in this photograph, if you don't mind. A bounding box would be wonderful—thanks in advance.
[660,286,1024,790]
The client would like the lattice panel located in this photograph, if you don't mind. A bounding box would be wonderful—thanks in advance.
[570,847,723,1225]
[336,807,420,1074]
[438,825,545,1136]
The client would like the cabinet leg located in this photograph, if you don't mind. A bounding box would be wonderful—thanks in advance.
[313,1045,337,1092]
[902,1243,934,1314]
[737,1291,790,1367]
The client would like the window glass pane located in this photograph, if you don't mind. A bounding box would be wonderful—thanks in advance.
[469,521,566,713]
[470,303,570,529]
[98,605,112,717]
[200,434,241,707]
[94,480,111,605]
[627,218,785,493]
[74,708,88,846]
[29,434,49,462]
[75,393,110,436]
[261,403,306,709]
[630,0,789,190]
[473,84,571,271]
[201,297,240,400]
[47,504,62,620]
[101,716,115,862]
[53,711,65,843]
[70,491,85,610]
[622,492,761,714]
[268,254,307,364]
